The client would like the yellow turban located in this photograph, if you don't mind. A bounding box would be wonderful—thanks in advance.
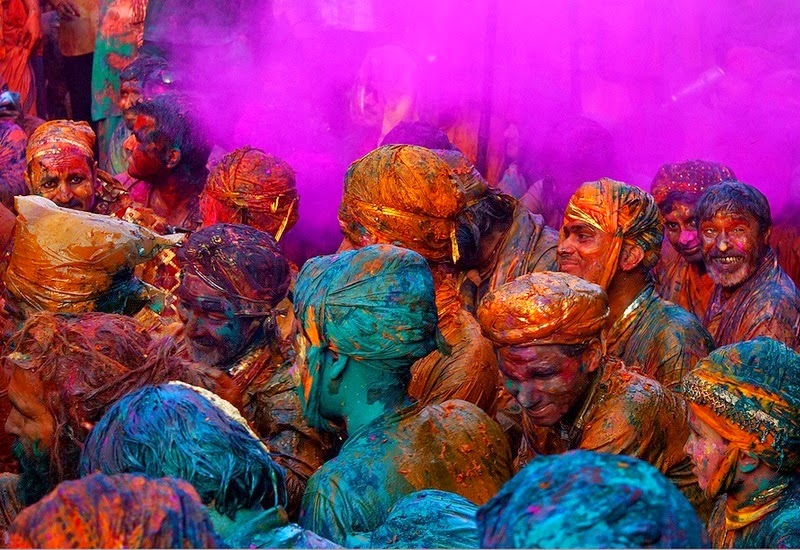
[562,178,663,289]
[477,271,608,346]
[26,120,96,165]
[339,145,487,263]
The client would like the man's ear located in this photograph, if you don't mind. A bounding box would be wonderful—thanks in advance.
[738,451,761,474]
[618,243,645,272]
[581,338,604,374]
[166,148,181,170]
[327,353,349,381]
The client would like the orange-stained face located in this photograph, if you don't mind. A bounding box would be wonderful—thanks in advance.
[124,114,165,180]
[28,152,96,212]
[5,367,55,453]
[557,221,614,287]
[685,407,730,492]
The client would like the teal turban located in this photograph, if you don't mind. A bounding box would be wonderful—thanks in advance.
[293,244,438,430]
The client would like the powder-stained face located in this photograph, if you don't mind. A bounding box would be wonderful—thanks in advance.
[684,408,730,492]
[124,114,166,180]
[664,201,703,263]
[557,221,614,287]
[28,152,96,212]
[497,344,597,427]
[176,272,260,370]
[119,79,143,130]
[700,210,767,289]
[5,367,55,453]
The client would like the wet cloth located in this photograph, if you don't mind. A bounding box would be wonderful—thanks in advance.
[704,249,800,351]
[478,450,707,548]
[201,146,299,241]
[299,399,512,546]
[606,284,714,390]
[217,506,339,549]
[7,473,221,548]
[655,248,714,321]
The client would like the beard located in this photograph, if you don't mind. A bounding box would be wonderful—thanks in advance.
[12,440,53,506]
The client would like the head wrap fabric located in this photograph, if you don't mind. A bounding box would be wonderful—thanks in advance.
[477,450,707,549]
[177,223,291,317]
[293,245,438,430]
[477,271,608,347]
[8,473,222,548]
[651,160,736,206]
[201,147,299,241]
[380,121,456,150]
[682,338,800,472]
[339,144,486,263]
[562,178,664,289]
[25,120,95,165]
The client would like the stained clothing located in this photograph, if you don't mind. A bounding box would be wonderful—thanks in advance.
[0,0,36,115]
[606,284,714,390]
[299,399,512,546]
[708,484,800,549]
[516,358,702,509]
[655,249,714,322]
[218,506,339,549]
[704,249,800,351]
[771,220,800,289]
[0,120,28,207]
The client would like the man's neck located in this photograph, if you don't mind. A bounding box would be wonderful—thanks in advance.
[341,374,409,436]
[606,271,649,328]
[727,465,788,512]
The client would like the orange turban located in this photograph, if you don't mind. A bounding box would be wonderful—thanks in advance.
[339,145,487,263]
[562,178,663,289]
[25,119,95,165]
[477,271,608,346]
[200,147,298,241]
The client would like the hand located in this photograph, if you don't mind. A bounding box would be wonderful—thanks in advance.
[54,0,80,21]
[19,12,41,50]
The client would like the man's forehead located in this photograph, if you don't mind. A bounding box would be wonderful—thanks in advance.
[705,209,757,225]
[33,151,93,172]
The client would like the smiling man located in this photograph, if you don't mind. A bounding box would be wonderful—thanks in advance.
[697,181,800,350]
[557,178,713,390]
[477,271,704,512]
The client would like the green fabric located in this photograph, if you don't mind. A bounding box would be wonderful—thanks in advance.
[216,507,339,549]
[91,1,140,121]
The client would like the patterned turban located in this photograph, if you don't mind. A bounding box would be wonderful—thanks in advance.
[651,160,736,206]
[477,271,608,347]
[201,147,299,241]
[176,223,291,317]
[25,120,95,165]
[682,338,800,473]
[294,245,438,430]
[339,145,487,263]
[562,178,664,289]
[477,451,707,548]
[8,473,222,548]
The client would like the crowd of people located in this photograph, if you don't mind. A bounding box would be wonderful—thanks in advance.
[1,1,800,549]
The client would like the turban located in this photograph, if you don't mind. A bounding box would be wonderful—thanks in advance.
[477,271,608,347]
[3,196,181,314]
[477,450,707,548]
[25,119,95,165]
[651,160,736,206]
[339,145,486,263]
[562,178,664,289]
[682,338,800,473]
[200,147,299,241]
[176,223,291,317]
[8,473,222,549]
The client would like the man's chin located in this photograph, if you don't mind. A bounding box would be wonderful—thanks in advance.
[187,343,228,371]
[12,441,53,506]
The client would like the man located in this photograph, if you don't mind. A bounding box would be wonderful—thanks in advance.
[651,160,736,320]
[175,223,331,517]
[698,181,800,349]
[682,338,800,547]
[339,145,503,414]
[122,93,210,230]
[477,451,707,548]
[201,147,299,242]
[477,271,702,510]
[294,244,512,545]
[558,178,713,390]
[0,0,40,116]
[80,383,337,548]
[25,119,129,214]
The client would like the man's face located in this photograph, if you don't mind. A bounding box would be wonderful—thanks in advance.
[497,343,597,427]
[557,221,614,286]
[700,210,767,289]
[28,152,96,211]
[684,408,730,493]
[119,79,142,130]
[664,201,703,263]
[176,272,260,370]
[124,114,166,180]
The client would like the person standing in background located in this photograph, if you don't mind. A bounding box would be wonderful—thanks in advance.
[0,0,41,115]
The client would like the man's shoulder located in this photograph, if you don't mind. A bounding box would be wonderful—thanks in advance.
[596,360,683,415]
[647,294,713,344]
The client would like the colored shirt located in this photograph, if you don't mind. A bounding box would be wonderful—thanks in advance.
[220,507,339,549]
[299,399,512,546]
[655,250,714,321]
[606,284,714,390]
[91,0,145,121]
[771,219,800,289]
[58,0,99,57]
[704,249,800,351]
[228,343,337,520]
[708,482,800,548]
[517,358,704,511]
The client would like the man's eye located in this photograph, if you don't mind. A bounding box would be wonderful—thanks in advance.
[666,222,679,231]
[702,228,716,237]
[41,181,57,189]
